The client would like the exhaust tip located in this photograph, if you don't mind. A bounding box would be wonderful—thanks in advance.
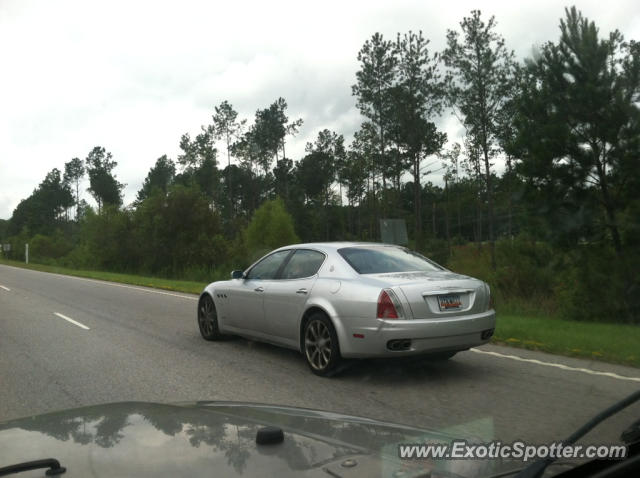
[387,339,412,351]
[481,329,494,340]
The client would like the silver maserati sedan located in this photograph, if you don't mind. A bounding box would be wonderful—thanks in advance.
[197,242,496,376]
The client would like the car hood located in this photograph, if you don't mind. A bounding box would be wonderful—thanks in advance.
[0,401,507,478]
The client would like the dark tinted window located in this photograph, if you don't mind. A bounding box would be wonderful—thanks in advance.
[281,249,325,279]
[338,246,443,274]
[246,250,291,280]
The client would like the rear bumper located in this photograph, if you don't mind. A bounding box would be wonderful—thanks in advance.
[335,310,496,358]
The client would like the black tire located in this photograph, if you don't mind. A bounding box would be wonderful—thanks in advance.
[198,294,224,341]
[303,313,341,377]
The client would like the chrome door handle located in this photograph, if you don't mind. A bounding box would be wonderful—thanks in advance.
[254,287,264,292]
[296,288,308,295]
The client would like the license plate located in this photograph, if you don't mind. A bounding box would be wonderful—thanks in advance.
[437,294,462,311]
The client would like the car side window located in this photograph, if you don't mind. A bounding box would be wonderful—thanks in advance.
[246,251,291,280]
[280,249,325,280]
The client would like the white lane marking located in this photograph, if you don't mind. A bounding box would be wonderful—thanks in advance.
[0,264,197,301]
[53,312,91,330]
[58,277,199,301]
[0,285,10,291]
[470,348,640,383]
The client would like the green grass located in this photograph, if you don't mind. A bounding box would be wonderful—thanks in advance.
[0,259,207,295]
[493,314,640,368]
[1,258,637,368]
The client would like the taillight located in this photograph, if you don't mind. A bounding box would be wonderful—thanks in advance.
[486,283,494,311]
[377,289,403,319]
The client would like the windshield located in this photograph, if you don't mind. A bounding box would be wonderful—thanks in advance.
[339,246,443,274]
[1,2,639,478]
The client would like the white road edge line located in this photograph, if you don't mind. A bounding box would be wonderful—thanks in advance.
[0,285,10,291]
[57,277,198,301]
[0,264,197,301]
[53,312,90,330]
[470,348,640,383]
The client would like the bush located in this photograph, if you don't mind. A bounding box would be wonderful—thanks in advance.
[131,185,228,276]
[447,237,557,315]
[82,206,138,272]
[554,246,640,324]
[243,197,300,262]
[30,230,74,261]
[417,238,450,267]
[6,229,31,261]
[60,243,97,270]
[494,238,556,306]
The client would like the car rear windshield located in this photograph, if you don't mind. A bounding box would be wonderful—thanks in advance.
[338,246,444,274]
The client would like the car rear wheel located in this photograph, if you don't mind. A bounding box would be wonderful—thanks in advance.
[303,313,341,377]
[198,294,223,341]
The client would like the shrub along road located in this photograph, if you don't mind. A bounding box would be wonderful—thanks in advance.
[1,263,638,447]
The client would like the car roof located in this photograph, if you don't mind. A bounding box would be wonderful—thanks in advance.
[275,242,402,252]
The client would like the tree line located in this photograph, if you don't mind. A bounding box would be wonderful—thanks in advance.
[2,7,639,322]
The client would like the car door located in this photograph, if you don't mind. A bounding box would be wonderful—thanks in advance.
[263,249,326,343]
[228,250,292,333]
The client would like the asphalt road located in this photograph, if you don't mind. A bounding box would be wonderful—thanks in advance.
[1,263,638,446]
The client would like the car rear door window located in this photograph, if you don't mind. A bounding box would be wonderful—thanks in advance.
[280,249,326,279]
[246,250,292,280]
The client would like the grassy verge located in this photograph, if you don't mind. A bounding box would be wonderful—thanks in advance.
[0,259,207,295]
[493,314,639,368]
[2,258,637,368]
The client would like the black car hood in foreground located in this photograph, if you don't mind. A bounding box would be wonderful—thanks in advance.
[0,401,504,478]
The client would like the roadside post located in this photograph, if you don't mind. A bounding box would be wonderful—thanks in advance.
[25,243,29,264]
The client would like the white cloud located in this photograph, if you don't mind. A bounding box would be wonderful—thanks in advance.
[1,0,639,217]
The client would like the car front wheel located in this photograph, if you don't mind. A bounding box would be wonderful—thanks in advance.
[198,294,223,341]
[303,313,341,376]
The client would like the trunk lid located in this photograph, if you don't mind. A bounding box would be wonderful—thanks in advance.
[369,271,487,319]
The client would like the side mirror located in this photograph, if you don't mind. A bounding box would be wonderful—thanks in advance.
[231,270,244,280]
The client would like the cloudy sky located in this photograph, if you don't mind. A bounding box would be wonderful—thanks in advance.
[1,0,638,219]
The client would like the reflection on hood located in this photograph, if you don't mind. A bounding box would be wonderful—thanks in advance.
[0,401,500,478]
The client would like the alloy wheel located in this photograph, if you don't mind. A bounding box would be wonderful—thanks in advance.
[305,319,332,371]
[198,296,217,338]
